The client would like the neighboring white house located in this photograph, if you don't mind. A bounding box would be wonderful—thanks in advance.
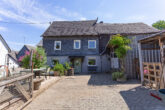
[8,51,19,69]
[0,35,11,77]
[0,35,11,66]
[0,35,19,77]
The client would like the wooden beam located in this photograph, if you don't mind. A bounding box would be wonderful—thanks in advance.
[0,86,5,95]
[0,73,33,87]
[15,81,30,101]
[138,43,144,84]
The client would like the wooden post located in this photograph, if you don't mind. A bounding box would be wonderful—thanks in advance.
[138,43,144,84]
[31,75,33,97]
[30,50,34,97]
[158,38,165,89]
[30,50,34,73]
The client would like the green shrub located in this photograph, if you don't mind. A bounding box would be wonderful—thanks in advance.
[112,72,124,80]
[21,55,30,69]
[53,64,65,76]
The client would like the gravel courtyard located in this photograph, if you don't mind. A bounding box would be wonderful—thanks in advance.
[25,73,165,110]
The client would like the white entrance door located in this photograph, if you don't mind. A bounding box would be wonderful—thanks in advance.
[111,58,119,68]
[110,51,119,69]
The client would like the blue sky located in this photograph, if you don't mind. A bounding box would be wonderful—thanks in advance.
[0,0,165,51]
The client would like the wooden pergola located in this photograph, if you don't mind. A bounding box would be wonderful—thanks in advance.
[138,30,165,89]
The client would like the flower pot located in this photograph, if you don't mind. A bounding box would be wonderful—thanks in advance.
[33,78,44,90]
[67,68,74,76]
[64,70,68,76]
[54,71,59,76]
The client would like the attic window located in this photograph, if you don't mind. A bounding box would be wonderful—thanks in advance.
[88,40,96,49]
[74,40,81,49]
[54,41,61,50]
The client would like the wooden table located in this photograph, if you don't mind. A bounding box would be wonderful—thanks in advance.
[20,68,46,78]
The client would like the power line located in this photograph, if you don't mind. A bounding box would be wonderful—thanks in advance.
[0,20,51,24]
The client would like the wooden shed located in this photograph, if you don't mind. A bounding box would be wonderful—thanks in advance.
[138,30,165,89]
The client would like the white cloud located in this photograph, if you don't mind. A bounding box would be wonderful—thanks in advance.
[0,0,87,29]
[80,17,87,20]
[126,15,147,21]
[54,6,87,20]
[0,26,7,31]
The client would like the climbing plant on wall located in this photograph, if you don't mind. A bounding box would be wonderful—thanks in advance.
[109,34,132,73]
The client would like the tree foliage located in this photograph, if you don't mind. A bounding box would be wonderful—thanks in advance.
[109,34,131,59]
[20,47,47,69]
[152,20,165,30]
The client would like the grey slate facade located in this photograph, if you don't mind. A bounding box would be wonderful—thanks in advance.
[42,19,160,78]
[43,36,99,56]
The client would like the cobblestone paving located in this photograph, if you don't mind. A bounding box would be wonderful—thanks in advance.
[25,73,165,110]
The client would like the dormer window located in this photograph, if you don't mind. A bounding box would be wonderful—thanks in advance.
[54,41,61,50]
[74,40,81,49]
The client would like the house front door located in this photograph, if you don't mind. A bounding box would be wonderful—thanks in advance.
[74,58,82,73]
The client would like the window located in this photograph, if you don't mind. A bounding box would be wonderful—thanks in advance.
[74,40,81,49]
[52,59,59,65]
[88,40,96,49]
[88,58,96,66]
[54,41,61,50]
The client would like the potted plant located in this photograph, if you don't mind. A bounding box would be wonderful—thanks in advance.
[64,62,71,76]
[53,63,65,76]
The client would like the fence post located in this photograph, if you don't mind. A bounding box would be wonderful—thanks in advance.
[138,43,144,84]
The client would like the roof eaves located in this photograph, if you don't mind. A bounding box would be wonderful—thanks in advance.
[138,30,165,43]
[0,34,11,52]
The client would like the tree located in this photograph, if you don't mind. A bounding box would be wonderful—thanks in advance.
[109,34,131,73]
[20,47,47,69]
[152,20,165,30]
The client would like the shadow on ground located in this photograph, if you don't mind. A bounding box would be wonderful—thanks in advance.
[87,73,140,86]
[120,86,165,110]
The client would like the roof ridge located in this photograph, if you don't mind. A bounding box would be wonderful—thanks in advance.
[52,19,97,23]
[97,22,146,25]
[0,34,11,52]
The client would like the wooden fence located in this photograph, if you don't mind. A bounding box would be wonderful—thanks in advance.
[143,62,164,89]
[0,73,33,110]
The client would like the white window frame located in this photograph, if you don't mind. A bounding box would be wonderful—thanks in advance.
[74,40,81,49]
[88,40,96,49]
[54,41,61,50]
[88,57,96,66]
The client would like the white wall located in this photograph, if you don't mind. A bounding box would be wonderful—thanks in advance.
[8,57,19,69]
[0,40,8,66]
[0,40,8,78]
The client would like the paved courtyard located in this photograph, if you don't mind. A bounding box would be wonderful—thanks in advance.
[25,73,165,110]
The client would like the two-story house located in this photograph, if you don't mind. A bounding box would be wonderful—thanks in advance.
[42,19,159,78]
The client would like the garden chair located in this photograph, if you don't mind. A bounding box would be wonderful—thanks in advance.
[45,67,51,79]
